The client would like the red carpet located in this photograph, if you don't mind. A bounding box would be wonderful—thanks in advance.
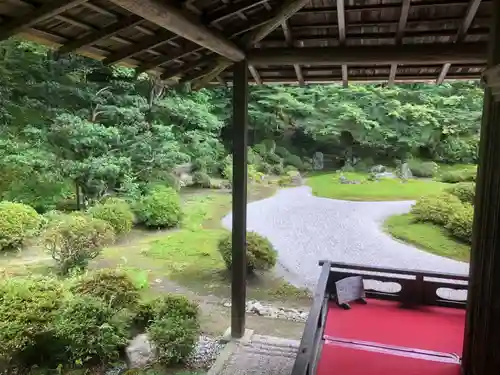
[324,299,465,354]
[317,341,461,375]
[317,299,465,375]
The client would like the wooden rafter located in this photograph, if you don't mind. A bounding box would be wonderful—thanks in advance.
[389,0,411,85]
[104,30,177,65]
[437,0,483,84]
[336,0,348,87]
[282,20,304,85]
[206,0,269,24]
[0,0,88,41]
[247,43,487,65]
[59,15,143,54]
[107,0,244,61]
[249,65,263,84]
[191,0,311,89]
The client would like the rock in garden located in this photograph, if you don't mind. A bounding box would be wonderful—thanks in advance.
[126,333,156,369]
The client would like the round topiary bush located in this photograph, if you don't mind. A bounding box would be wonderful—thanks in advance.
[408,160,439,178]
[445,182,476,205]
[274,146,291,158]
[258,162,272,175]
[44,214,115,275]
[0,276,67,368]
[446,203,474,243]
[440,167,477,183]
[217,231,277,273]
[88,198,134,235]
[0,201,42,251]
[266,153,282,165]
[284,165,298,173]
[192,171,211,188]
[411,193,464,225]
[71,269,140,309]
[284,154,304,170]
[271,164,284,176]
[52,295,131,365]
[147,315,199,365]
[135,186,183,228]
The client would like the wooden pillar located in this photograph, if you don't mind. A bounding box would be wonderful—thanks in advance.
[231,60,248,339]
[462,0,500,373]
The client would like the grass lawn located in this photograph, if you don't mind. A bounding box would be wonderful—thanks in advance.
[307,172,449,201]
[383,213,470,262]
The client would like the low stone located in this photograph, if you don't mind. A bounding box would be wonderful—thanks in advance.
[223,301,232,308]
[126,333,156,369]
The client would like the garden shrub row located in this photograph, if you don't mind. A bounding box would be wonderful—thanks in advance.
[440,166,477,183]
[0,270,200,371]
[411,192,474,244]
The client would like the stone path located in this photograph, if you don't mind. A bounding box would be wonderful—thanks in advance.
[222,186,469,289]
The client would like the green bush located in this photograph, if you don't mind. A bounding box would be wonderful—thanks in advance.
[148,316,199,365]
[411,193,464,225]
[284,154,304,170]
[88,198,134,235]
[266,153,282,165]
[445,182,476,204]
[408,160,439,178]
[253,143,267,156]
[284,165,298,173]
[274,146,291,158]
[192,171,211,188]
[248,164,262,182]
[0,201,41,251]
[71,269,140,309]
[0,276,67,368]
[217,231,277,273]
[53,296,131,365]
[446,203,474,243]
[271,164,284,176]
[134,294,199,330]
[221,155,233,181]
[278,175,292,186]
[135,186,183,228]
[440,167,477,183]
[258,162,272,174]
[55,197,79,212]
[44,214,115,275]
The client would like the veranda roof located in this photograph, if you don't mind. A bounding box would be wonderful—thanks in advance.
[0,0,490,87]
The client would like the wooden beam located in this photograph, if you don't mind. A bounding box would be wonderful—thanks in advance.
[108,0,244,61]
[162,56,214,82]
[138,44,202,74]
[247,43,488,65]
[390,0,411,85]
[231,59,248,339]
[0,0,88,41]
[104,30,176,65]
[249,65,262,84]
[336,0,348,86]
[206,0,269,24]
[59,15,143,54]
[388,64,398,85]
[193,0,310,88]
[341,65,349,87]
[282,20,304,85]
[437,0,482,83]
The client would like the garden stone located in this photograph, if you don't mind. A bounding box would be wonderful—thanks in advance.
[401,162,413,180]
[104,362,128,375]
[313,152,324,170]
[370,165,386,173]
[126,333,156,369]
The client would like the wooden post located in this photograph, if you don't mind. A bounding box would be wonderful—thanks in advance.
[231,60,248,339]
[462,0,500,373]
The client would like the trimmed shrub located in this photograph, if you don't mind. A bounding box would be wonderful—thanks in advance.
[53,296,131,365]
[44,214,115,275]
[446,203,474,243]
[445,182,476,204]
[284,165,298,173]
[88,198,134,235]
[271,164,284,176]
[0,276,67,368]
[135,186,183,228]
[284,154,304,170]
[274,146,291,158]
[408,160,439,178]
[411,193,464,225]
[0,201,42,252]
[71,269,140,309]
[221,155,233,181]
[247,148,262,165]
[148,316,199,365]
[217,231,277,273]
[440,167,477,183]
[55,198,79,212]
[253,143,267,156]
[278,175,292,186]
[257,162,272,174]
[192,171,211,188]
[266,152,282,165]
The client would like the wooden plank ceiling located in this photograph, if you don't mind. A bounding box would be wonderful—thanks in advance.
[0,0,491,86]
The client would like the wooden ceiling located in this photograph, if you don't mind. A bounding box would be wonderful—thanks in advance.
[0,0,491,86]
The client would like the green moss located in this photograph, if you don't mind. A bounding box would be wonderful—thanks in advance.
[383,213,470,262]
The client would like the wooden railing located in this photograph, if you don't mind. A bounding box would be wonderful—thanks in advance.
[290,260,469,375]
